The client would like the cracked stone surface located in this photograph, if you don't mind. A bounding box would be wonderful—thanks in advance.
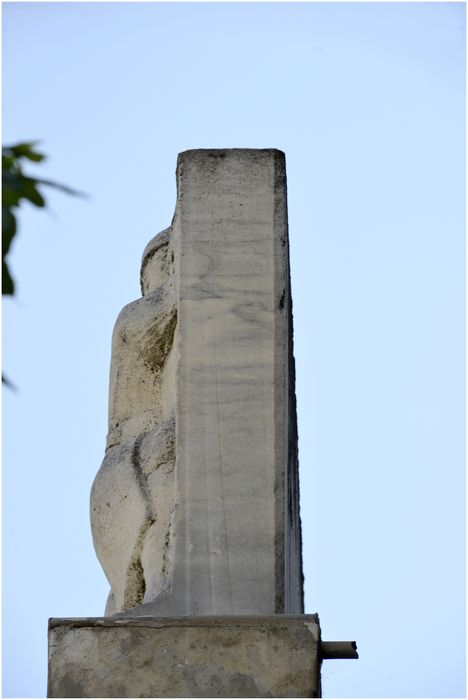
[90,149,304,617]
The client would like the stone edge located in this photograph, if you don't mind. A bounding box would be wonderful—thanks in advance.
[49,613,320,631]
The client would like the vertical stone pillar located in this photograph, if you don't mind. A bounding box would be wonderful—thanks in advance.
[148,149,304,616]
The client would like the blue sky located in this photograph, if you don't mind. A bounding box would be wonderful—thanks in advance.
[3,2,465,697]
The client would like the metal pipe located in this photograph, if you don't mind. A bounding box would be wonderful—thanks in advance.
[321,641,359,659]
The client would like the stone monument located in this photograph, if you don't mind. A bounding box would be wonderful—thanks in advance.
[48,150,357,698]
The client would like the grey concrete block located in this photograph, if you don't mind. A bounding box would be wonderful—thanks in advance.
[48,615,321,698]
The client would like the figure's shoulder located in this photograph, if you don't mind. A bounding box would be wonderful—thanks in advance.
[112,285,173,344]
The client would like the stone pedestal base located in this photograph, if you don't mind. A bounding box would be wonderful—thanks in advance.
[48,615,321,698]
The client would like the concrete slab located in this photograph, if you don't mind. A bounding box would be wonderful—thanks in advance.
[48,615,321,698]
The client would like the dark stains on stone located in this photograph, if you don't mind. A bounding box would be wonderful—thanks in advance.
[142,308,177,373]
[279,289,285,309]
[131,435,154,512]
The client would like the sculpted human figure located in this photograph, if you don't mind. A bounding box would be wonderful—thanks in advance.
[90,226,178,615]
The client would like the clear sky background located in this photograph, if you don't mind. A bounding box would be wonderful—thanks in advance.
[3,2,465,697]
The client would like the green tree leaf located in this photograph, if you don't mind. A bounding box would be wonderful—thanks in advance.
[2,259,15,296]
[2,140,87,386]
[2,205,17,255]
[3,141,46,163]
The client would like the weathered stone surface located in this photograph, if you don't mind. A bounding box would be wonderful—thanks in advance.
[48,615,321,698]
[91,224,178,615]
[90,149,303,617]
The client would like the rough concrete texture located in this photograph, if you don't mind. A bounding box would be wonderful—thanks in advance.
[48,615,321,698]
[90,150,303,616]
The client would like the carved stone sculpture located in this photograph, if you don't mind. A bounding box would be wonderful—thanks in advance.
[91,227,178,614]
[91,149,304,617]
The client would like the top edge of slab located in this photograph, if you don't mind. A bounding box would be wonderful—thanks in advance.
[177,148,285,162]
[49,614,319,631]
